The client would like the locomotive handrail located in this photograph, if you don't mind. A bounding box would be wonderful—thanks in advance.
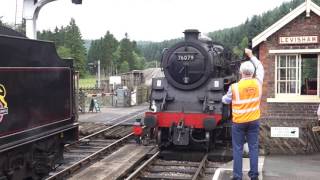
[160,48,168,70]
[202,95,207,112]
[160,91,167,111]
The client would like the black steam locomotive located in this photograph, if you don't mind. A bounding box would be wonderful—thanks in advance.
[0,26,78,179]
[144,30,237,150]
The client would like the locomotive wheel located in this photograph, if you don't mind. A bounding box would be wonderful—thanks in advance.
[157,128,170,149]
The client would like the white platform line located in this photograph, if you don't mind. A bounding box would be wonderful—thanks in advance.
[212,156,265,180]
[212,168,222,180]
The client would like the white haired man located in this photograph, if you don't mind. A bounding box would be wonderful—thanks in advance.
[222,48,264,180]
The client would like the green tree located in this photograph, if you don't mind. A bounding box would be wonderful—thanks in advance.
[136,0,309,64]
[64,18,87,76]
[145,60,159,68]
[133,52,145,70]
[57,46,72,59]
[38,19,87,76]
[233,36,249,58]
[87,32,118,76]
[102,31,118,75]
[87,40,100,64]
[119,61,129,73]
[112,46,121,74]
[119,33,135,70]
[137,39,181,62]
[207,0,304,51]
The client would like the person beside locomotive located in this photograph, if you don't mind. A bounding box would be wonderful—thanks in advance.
[222,48,264,180]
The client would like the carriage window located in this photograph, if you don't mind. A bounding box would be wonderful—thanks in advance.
[275,54,318,96]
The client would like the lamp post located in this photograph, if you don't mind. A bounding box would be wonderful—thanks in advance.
[97,60,101,88]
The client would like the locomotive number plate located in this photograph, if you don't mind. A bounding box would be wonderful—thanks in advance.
[177,54,195,61]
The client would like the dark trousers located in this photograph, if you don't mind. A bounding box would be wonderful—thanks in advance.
[232,120,260,180]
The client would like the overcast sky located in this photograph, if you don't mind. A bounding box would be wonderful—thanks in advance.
[0,0,291,41]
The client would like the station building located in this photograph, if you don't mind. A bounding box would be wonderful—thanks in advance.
[253,0,320,154]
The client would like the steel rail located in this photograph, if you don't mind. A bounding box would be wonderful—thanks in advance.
[192,153,208,180]
[46,133,133,180]
[66,111,145,148]
[124,151,160,180]
[80,111,144,140]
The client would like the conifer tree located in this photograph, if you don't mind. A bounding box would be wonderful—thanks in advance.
[119,33,135,71]
[119,61,129,73]
[64,18,87,76]
[102,31,118,75]
[37,19,87,76]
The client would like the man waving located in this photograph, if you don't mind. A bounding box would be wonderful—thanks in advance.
[222,48,264,180]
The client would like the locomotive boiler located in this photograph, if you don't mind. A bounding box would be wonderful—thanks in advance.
[0,26,78,179]
[144,30,237,150]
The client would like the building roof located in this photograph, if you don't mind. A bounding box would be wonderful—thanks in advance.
[252,0,320,48]
[142,68,164,86]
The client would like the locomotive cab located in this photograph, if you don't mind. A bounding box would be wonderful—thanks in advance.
[145,30,235,150]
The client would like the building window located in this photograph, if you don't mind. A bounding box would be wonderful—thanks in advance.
[276,55,299,94]
[301,54,318,95]
[275,54,318,97]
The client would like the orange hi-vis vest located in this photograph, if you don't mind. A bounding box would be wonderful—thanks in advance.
[231,78,261,123]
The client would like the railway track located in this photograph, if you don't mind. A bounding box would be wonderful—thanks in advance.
[45,110,146,180]
[125,151,231,180]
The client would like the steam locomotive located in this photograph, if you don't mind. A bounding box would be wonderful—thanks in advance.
[144,30,238,150]
[0,26,78,179]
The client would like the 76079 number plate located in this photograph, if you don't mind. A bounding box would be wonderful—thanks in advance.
[176,54,195,61]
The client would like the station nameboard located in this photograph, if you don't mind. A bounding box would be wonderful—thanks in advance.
[279,36,318,44]
[271,127,299,138]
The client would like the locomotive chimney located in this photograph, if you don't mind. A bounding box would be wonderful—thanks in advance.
[183,29,200,41]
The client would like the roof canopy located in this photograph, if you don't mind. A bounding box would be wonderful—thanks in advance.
[252,0,320,48]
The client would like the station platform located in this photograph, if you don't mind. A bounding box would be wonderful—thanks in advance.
[69,144,154,180]
[262,153,320,180]
[216,153,320,180]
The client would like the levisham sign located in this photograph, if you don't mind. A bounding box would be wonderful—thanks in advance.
[279,36,318,44]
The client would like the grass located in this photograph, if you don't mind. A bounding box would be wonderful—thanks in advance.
[79,76,97,88]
